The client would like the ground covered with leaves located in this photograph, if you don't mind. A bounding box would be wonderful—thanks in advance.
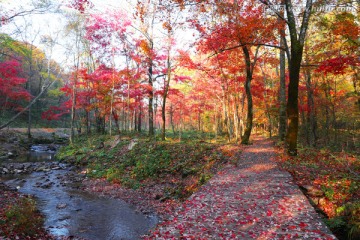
[276,143,360,240]
[0,182,52,239]
[142,136,337,239]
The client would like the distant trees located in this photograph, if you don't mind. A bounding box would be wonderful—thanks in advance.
[0,33,63,130]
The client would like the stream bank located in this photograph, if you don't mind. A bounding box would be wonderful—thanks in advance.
[0,129,158,239]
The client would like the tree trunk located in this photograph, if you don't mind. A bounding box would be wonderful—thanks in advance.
[70,82,77,144]
[283,0,312,156]
[285,50,302,155]
[169,104,175,135]
[161,54,171,140]
[148,67,154,136]
[86,110,91,134]
[138,103,142,132]
[241,46,253,145]
[198,111,201,132]
[279,36,287,141]
[305,69,317,146]
[27,106,32,139]
[161,102,166,140]
[234,98,241,141]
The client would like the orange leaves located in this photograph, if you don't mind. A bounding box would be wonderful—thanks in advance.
[332,13,359,41]
[162,21,172,32]
[138,39,151,55]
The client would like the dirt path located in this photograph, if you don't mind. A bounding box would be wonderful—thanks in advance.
[143,136,337,239]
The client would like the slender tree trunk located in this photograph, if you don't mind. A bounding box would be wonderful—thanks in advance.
[305,69,317,146]
[70,81,77,143]
[241,46,254,144]
[198,111,201,132]
[279,37,287,141]
[85,110,90,134]
[161,55,171,140]
[169,104,175,135]
[234,98,241,141]
[148,69,154,136]
[226,96,232,140]
[26,45,35,139]
[27,106,32,139]
[333,79,338,144]
[262,70,273,138]
[138,103,142,132]
[161,101,166,140]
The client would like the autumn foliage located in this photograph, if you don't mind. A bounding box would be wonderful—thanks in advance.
[0,60,31,112]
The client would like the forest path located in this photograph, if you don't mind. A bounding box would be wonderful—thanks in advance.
[144,136,337,239]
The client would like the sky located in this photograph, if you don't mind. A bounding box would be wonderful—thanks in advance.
[0,0,196,71]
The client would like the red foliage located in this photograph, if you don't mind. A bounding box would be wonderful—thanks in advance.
[85,10,131,64]
[41,105,70,121]
[0,60,31,111]
[316,56,359,75]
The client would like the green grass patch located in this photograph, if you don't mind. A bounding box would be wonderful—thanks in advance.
[57,132,234,199]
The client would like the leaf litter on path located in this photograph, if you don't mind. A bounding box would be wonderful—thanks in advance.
[143,136,337,239]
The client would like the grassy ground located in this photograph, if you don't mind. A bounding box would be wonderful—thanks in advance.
[275,141,360,240]
[56,131,240,201]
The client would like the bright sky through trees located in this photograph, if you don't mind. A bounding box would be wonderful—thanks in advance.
[0,0,195,70]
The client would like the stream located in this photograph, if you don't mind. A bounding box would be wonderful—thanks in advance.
[1,145,158,240]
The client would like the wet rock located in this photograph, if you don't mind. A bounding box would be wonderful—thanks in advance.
[58,215,71,221]
[41,182,53,189]
[56,203,68,209]
[7,151,17,159]
[2,167,9,174]
[36,166,51,172]
[35,182,42,187]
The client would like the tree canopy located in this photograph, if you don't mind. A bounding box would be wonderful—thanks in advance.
[0,0,358,154]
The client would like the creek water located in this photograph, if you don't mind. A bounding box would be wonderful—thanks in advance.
[3,145,158,240]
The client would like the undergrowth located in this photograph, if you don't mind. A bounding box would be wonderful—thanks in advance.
[0,195,45,238]
[56,133,237,199]
[276,142,360,240]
